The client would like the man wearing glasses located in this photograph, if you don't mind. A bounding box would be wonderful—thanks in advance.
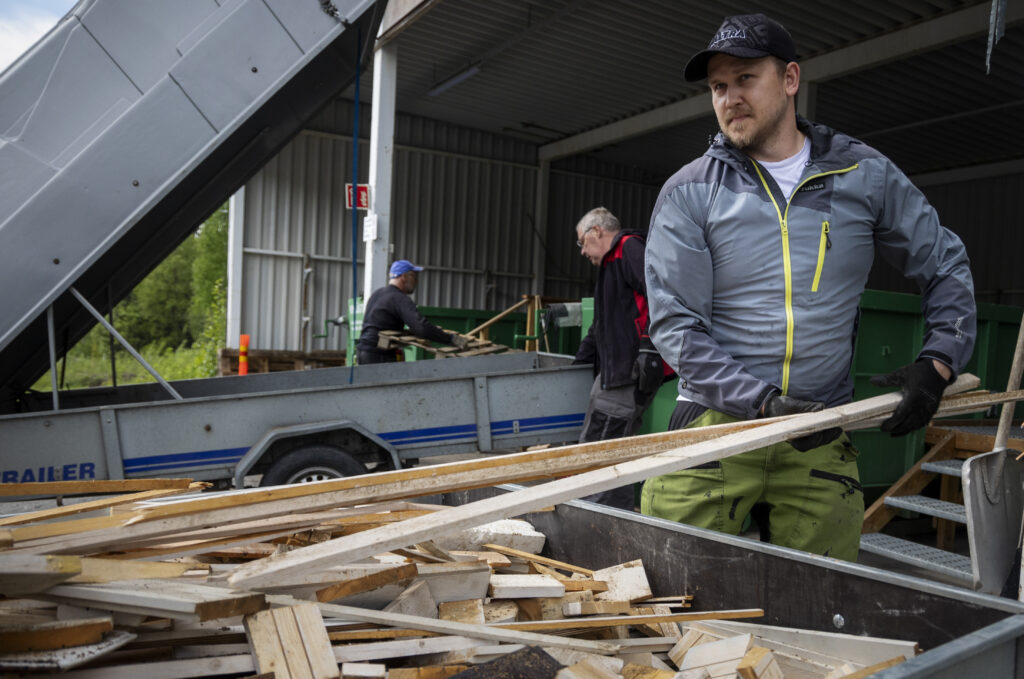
[356,260,468,364]
[573,207,671,510]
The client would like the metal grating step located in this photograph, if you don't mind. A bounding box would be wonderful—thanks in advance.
[883,494,966,523]
[921,459,964,477]
[860,533,973,584]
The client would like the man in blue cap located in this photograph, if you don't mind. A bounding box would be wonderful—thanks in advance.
[641,13,975,560]
[356,260,468,364]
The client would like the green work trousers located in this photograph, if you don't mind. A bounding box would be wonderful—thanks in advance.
[640,408,864,561]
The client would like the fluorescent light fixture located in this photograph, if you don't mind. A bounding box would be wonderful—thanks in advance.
[427,64,481,96]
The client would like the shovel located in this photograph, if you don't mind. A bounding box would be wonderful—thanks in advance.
[962,311,1024,595]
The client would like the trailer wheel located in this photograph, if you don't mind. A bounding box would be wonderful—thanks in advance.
[259,445,366,486]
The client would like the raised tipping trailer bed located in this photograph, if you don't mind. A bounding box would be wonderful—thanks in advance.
[443,486,1024,678]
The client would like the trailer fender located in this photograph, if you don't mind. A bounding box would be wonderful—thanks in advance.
[233,420,401,488]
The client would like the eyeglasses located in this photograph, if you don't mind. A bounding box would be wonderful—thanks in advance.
[576,226,595,248]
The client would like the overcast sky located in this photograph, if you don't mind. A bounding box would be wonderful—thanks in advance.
[0,0,78,73]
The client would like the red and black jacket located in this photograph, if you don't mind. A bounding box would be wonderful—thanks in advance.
[574,229,671,389]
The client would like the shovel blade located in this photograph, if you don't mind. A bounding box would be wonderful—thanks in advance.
[963,449,1024,594]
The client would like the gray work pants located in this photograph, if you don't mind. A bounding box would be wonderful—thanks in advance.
[578,375,655,511]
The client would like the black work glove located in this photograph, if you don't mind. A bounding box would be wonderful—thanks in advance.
[632,347,664,395]
[870,360,951,437]
[761,394,843,452]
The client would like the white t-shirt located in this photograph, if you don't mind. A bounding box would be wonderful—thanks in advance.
[760,135,811,200]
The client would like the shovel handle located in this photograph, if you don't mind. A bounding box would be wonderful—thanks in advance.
[996,312,1024,452]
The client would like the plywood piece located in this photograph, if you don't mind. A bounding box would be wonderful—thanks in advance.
[415,562,491,603]
[0,554,81,596]
[438,599,485,625]
[383,581,438,619]
[340,662,386,678]
[544,647,624,674]
[622,663,677,679]
[0,617,112,653]
[314,564,417,602]
[556,656,622,679]
[736,647,783,679]
[0,629,136,672]
[679,634,753,675]
[483,600,520,624]
[489,574,565,599]
[515,597,565,622]
[591,561,652,603]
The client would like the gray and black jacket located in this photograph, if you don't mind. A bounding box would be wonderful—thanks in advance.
[645,116,976,420]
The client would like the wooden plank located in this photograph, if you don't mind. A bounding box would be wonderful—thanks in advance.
[315,564,417,603]
[0,478,195,497]
[438,599,485,625]
[0,617,112,653]
[0,630,136,672]
[27,376,985,560]
[333,636,483,663]
[492,610,763,632]
[0,485,202,527]
[229,377,981,590]
[862,429,957,533]
[489,574,565,599]
[0,554,81,596]
[68,558,196,583]
[272,595,622,655]
[245,608,289,677]
[273,606,317,679]
[483,543,594,575]
[42,580,266,622]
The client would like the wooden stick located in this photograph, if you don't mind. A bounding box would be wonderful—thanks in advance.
[270,596,622,655]
[466,297,531,336]
[229,376,979,589]
[315,564,418,602]
[0,485,202,527]
[482,543,594,575]
[0,478,196,497]
[491,609,763,631]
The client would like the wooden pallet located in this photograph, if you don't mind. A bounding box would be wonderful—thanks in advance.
[377,330,517,358]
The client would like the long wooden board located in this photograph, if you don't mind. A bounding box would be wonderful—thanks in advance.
[270,595,622,655]
[229,376,980,589]
[15,377,993,560]
[0,478,195,497]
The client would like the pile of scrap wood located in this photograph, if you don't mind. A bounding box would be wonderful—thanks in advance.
[0,491,914,678]
[377,329,516,358]
[1,376,1020,676]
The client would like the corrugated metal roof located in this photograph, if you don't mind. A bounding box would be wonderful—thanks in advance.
[339,0,1019,181]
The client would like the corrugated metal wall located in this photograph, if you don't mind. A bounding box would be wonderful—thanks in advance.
[866,172,1024,308]
[238,100,661,351]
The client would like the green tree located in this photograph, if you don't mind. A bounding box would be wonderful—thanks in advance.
[115,236,197,350]
[190,203,229,339]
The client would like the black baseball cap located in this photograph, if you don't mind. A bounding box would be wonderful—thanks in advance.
[684,14,798,82]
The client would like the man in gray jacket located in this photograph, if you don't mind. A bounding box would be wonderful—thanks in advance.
[642,13,976,561]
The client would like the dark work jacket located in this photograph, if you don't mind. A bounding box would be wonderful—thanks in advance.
[575,229,669,389]
[356,284,452,358]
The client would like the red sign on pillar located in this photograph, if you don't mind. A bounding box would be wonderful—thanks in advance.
[345,183,370,210]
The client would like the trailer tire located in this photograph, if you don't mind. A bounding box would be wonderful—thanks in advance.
[259,445,366,486]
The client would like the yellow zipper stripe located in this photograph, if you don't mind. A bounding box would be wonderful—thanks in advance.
[812,220,830,292]
[751,163,859,394]
[751,162,794,394]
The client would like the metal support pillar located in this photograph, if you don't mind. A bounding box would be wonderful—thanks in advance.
[227,187,246,348]
[531,160,550,294]
[363,42,397,298]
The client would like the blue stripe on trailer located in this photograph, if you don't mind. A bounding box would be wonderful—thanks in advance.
[123,447,249,474]
[377,423,477,446]
[491,413,585,436]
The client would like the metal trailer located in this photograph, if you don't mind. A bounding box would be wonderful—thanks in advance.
[0,353,591,489]
[445,486,1024,678]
